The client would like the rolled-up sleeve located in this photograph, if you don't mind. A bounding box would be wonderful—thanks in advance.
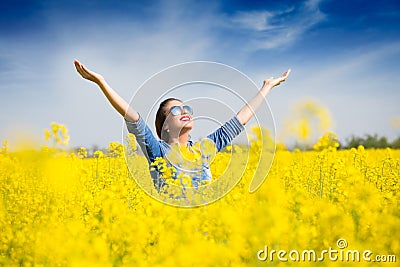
[125,115,163,163]
[207,116,245,152]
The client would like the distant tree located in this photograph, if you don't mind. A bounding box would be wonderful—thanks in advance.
[378,136,389,148]
[364,134,388,148]
[391,136,400,149]
[344,135,363,149]
[343,134,391,149]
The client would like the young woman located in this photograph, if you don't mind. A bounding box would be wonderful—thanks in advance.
[74,59,290,191]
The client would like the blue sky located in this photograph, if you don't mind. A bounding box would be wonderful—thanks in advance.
[1,0,399,149]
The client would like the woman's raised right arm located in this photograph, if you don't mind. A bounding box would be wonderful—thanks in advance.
[74,59,139,122]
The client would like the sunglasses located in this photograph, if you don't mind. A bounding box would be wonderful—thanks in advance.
[168,105,193,116]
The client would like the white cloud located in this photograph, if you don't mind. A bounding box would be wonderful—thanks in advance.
[0,1,221,148]
[297,42,400,90]
[258,41,400,143]
[0,16,272,148]
[1,0,399,149]
[228,0,326,50]
[231,11,278,31]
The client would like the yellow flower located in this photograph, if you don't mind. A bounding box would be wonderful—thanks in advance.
[2,122,399,266]
[78,147,88,158]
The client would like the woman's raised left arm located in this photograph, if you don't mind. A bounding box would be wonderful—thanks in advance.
[236,69,291,125]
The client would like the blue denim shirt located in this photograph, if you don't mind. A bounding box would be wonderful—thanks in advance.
[125,115,244,191]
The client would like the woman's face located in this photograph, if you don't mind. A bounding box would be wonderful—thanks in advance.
[163,100,194,136]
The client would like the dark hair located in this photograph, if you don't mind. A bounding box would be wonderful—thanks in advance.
[155,97,182,140]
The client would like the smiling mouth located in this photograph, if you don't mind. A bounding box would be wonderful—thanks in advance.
[180,116,191,122]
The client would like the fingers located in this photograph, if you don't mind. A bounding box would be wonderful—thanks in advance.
[74,59,90,77]
[74,61,84,76]
[281,68,291,78]
[265,68,291,84]
[277,68,291,84]
[81,64,91,75]
[74,59,83,71]
[74,59,83,72]
[74,59,92,80]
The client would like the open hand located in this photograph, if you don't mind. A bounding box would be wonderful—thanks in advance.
[263,69,291,89]
[74,59,104,84]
